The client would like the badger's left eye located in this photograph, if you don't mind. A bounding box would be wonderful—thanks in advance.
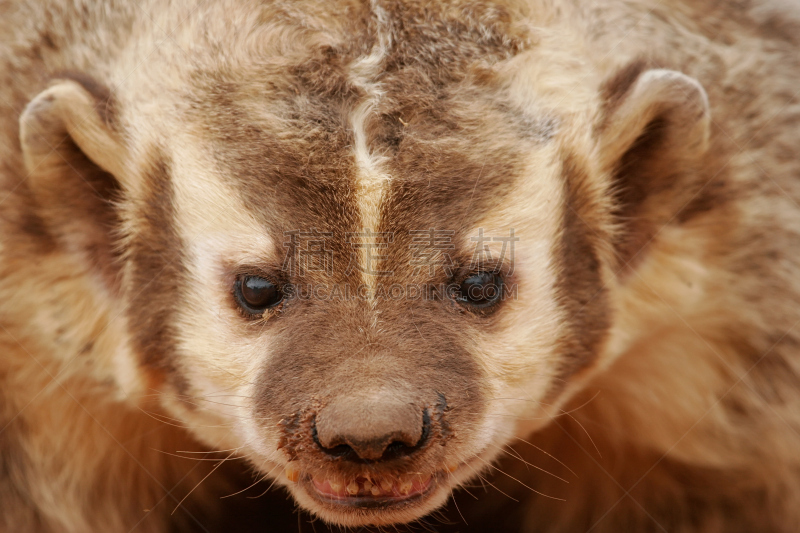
[455,272,503,309]
[234,275,283,314]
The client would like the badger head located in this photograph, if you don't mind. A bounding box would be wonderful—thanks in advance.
[18,0,710,527]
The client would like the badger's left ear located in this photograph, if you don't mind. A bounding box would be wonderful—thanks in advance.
[594,66,711,271]
[20,76,131,289]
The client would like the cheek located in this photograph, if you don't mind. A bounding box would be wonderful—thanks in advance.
[179,243,264,378]
[474,242,565,437]
[167,148,282,418]
[171,303,285,456]
[166,243,279,446]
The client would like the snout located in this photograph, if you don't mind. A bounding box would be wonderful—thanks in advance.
[254,325,488,525]
[275,391,458,521]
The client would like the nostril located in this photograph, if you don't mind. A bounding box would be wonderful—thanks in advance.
[311,423,365,461]
[381,437,421,461]
[315,436,419,462]
[318,441,361,461]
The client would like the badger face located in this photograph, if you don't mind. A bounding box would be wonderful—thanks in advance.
[19,1,710,526]
[159,63,572,525]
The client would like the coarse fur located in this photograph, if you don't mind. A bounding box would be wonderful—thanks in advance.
[1,0,800,531]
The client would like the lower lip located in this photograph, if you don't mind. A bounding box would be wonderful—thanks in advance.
[306,475,435,508]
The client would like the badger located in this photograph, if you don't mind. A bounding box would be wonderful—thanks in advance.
[2,0,800,531]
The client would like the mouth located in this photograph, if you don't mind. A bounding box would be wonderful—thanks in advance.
[280,456,483,525]
[299,471,436,509]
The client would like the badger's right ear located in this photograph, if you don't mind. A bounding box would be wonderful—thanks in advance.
[594,65,711,272]
[20,77,130,288]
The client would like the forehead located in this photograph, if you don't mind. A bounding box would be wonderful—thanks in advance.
[176,0,560,277]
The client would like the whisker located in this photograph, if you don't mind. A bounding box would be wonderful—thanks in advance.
[171,450,236,515]
[135,407,235,429]
[461,460,518,502]
[188,398,250,409]
[447,471,469,525]
[175,447,242,454]
[134,408,191,429]
[152,448,243,462]
[511,436,578,478]
[563,411,602,458]
[488,442,568,483]
[247,465,285,499]
[558,390,601,416]
[221,468,276,499]
[475,456,565,501]
[476,473,518,502]
[501,442,529,469]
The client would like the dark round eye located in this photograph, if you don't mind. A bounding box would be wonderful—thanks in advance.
[234,275,283,314]
[455,272,503,309]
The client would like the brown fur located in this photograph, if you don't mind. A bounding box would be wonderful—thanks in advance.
[2,0,800,531]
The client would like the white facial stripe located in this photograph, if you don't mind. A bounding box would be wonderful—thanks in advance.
[170,138,275,374]
[348,1,392,297]
[469,145,568,435]
[165,136,291,457]
[350,99,391,297]
[171,147,270,251]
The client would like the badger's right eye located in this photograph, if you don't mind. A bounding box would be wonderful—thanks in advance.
[234,275,283,315]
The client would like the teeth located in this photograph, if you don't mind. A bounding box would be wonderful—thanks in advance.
[284,463,300,483]
[312,472,432,498]
[398,478,413,495]
[446,463,459,473]
[329,479,343,493]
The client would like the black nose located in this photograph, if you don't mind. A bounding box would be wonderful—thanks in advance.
[314,396,429,462]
